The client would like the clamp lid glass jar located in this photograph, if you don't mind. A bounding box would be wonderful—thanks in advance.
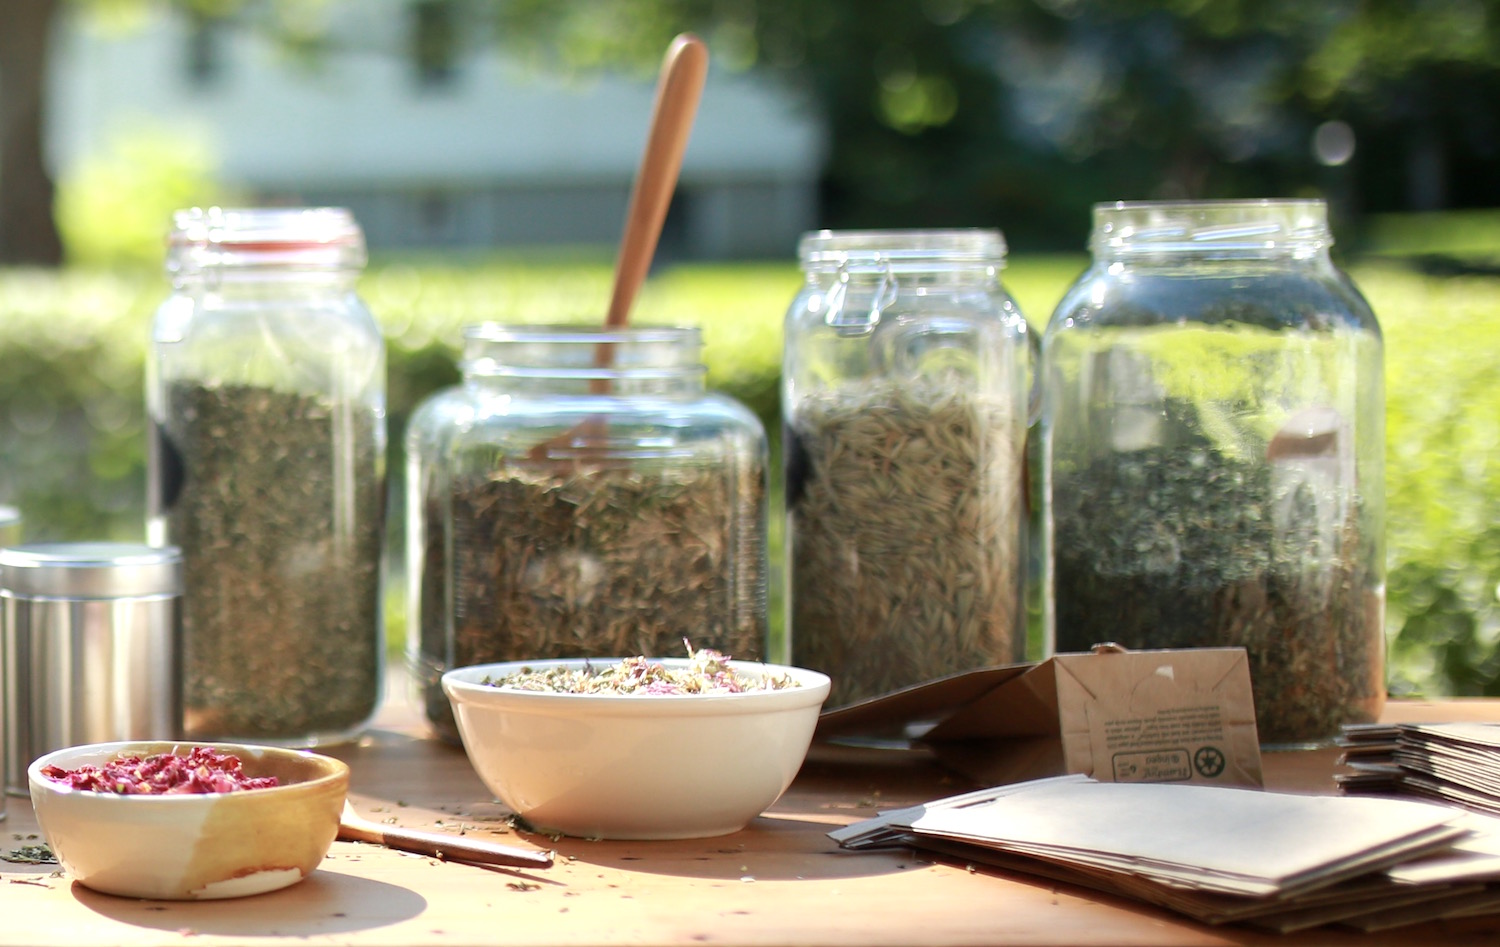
[783,229,1034,709]
[406,324,768,740]
[147,206,386,746]
[1041,199,1384,747]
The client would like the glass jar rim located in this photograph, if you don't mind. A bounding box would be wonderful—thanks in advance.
[798,229,1007,267]
[462,324,703,346]
[168,206,367,272]
[1091,199,1332,255]
[460,323,705,381]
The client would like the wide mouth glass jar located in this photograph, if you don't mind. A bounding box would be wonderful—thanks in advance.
[1042,199,1385,748]
[406,324,769,740]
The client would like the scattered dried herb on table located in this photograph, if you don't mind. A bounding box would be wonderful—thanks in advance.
[166,382,383,742]
[787,374,1027,708]
[417,459,766,735]
[1,846,56,865]
[1052,430,1382,745]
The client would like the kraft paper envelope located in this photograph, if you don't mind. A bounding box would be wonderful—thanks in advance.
[815,647,1263,788]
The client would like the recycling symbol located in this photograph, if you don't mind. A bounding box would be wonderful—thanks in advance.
[1193,746,1226,778]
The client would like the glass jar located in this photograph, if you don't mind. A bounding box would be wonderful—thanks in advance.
[784,230,1034,710]
[407,325,768,741]
[1042,199,1384,747]
[147,207,386,746]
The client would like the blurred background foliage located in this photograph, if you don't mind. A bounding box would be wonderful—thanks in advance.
[2,0,1500,696]
[4,0,1500,262]
[2,232,1500,696]
[485,0,1500,248]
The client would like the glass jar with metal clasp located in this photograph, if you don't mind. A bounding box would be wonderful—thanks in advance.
[783,229,1036,711]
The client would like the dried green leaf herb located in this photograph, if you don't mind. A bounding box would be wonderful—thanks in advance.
[166,382,383,741]
[1052,425,1382,746]
[788,374,1027,708]
[417,458,766,736]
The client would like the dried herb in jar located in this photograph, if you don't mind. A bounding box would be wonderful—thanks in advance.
[788,374,1027,708]
[418,458,766,734]
[1051,415,1382,746]
[167,381,383,742]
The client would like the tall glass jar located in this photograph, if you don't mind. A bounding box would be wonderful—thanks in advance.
[1042,199,1384,747]
[147,207,386,746]
[407,325,768,741]
[784,230,1033,710]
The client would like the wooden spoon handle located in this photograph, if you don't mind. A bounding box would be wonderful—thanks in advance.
[605,33,709,327]
[339,819,555,870]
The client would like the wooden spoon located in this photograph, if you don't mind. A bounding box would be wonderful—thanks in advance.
[528,33,709,462]
[603,32,710,330]
[338,802,554,871]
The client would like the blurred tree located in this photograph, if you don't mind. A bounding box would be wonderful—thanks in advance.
[486,0,1500,247]
[0,0,63,264]
[0,0,325,266]
[3,0,1497,261]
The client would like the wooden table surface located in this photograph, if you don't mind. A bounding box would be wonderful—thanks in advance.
[5,694,1500,946]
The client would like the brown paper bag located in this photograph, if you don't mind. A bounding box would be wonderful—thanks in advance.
[814,647,1263,788]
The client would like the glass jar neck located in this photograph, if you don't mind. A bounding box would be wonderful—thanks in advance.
[461,325,708,397]
[1090,199,1333,266]
[798,228,1007,278]
[172,270,361,294]
[166,206,367,289]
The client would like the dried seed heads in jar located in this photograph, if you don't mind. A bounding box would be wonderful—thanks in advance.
[788,373,1027,708]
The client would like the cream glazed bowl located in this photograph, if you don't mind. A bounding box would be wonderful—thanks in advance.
[28,741,348,900]
[442,657,831,840]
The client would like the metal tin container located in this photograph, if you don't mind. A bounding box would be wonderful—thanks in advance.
[2,543,183,795]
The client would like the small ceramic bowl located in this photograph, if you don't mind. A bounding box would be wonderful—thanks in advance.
[28,741,348,900]
[443,658,831,840]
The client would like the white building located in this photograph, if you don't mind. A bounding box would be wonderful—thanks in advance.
[46,2,828,259]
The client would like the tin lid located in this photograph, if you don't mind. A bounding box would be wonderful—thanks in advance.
[0,543,183,599]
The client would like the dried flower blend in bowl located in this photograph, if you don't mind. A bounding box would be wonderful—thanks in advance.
[41,746,279,795]
[28,741,348,900]
[483,646,799,696]
[443,654,830,840]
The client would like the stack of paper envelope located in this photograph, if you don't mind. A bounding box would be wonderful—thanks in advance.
[832,774,1500,932]
[1333,722,1403,794]
[1340,722,1500,816]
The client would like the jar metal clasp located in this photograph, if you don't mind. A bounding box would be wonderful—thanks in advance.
[823,259,899,336]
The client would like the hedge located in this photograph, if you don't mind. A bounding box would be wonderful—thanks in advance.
[0,254,1494,696]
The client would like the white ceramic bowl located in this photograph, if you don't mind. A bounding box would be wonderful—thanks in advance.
[28,741,348,900]
[442,658,831,840]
